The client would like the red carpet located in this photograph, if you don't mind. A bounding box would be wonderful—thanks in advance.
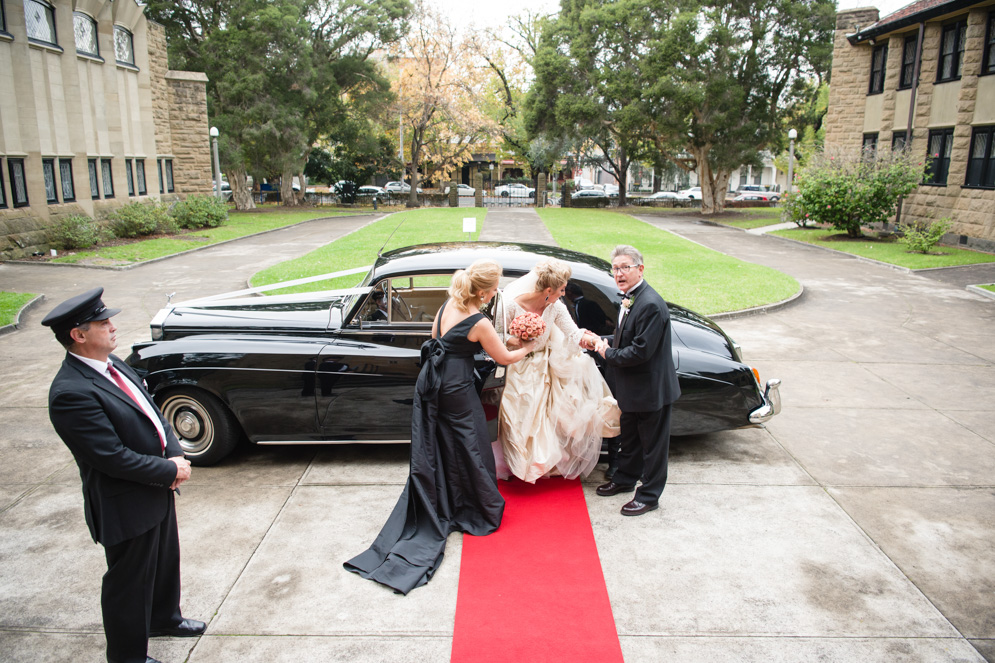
[451,478,624,662]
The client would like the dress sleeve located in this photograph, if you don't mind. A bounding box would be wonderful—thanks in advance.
[550,300,585,349]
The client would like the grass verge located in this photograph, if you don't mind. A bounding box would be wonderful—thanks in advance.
[712,207,787,230]
[0,292,38,327]
[540,208,799,315]
[978,284,995,293]
[50,208,359,265]
[769,227,995,269]
[251,208,486,294]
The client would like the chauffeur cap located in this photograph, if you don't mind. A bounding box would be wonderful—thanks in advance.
[41,287,121,335]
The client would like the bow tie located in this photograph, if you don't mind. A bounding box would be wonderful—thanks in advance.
[617,292,631,300]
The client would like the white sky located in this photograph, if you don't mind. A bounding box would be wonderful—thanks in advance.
[835,0,912,20]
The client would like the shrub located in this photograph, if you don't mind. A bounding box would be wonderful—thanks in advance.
[792,147,928,237]
[48,214,104,250]
[900,217,952,254]
[110,201,173,238]
[171,195,228,229]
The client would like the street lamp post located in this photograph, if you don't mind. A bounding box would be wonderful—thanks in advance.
[787,128,797,196]
[210,126,222,199]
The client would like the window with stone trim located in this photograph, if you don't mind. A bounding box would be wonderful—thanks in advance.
[1,1,7,35]
[59,158,75,202]
[925,128,954,185]
[88,158,100,199]
[9,158,28,207]
[73,11,98,57]
[114,26,134,65]
[984,12,995,76]
[164,159,174,193]
[125,159,134,196]
[938,19,967,82]
[24,0,57,46]
[42,158,58,203]
[891,131,908,152]
[862,133,879,159]
[101,158,114,198]
[868,44,887,95]
[965,126,995,188]
[136,159,147,195]
[0,160,7,209]
[899,35,920,89]
[157,159,164,194]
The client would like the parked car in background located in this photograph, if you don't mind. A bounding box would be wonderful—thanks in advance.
[571,189,609,199]
[126,242,781,465]
[733,192,776,202]
[736,185,780,202]
[494,183,536,198]
[445,183,475,196]
[603,184,619,197]
[357,186,387,197]
[678,186,702,199]
[384,181,423,194]
[646,191,679,200]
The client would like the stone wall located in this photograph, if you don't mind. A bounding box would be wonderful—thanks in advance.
[166,72,211,198]
[824,9,880,152]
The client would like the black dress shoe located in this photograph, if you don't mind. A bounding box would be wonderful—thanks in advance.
[621,499,659,516]
[596,481,636,497]
[150,618,206,637]
[604,459,620,481]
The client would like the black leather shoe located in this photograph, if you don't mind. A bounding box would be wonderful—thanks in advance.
[604,458,620,481]
[596,481,636,497]
[150,618,206,637]
[621,499,659,516]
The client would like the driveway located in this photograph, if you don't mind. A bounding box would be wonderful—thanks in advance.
[0,209,992,662]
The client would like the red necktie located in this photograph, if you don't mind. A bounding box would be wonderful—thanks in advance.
[107,362,165,450]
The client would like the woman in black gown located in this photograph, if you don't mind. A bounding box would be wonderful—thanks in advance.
[344,259,533,594]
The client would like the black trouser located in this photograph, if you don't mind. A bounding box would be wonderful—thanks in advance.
[102,495,183,663]
[611,404,672,505]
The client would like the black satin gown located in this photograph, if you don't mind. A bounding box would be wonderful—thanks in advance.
[344,302,505,594]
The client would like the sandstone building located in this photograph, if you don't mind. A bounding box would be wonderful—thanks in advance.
[826,0,995,251]
[0,0,210,259]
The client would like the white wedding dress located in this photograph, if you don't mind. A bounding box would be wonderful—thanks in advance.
[495,273,621,483]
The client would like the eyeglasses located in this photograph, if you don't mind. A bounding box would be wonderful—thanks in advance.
[610,264,640,275]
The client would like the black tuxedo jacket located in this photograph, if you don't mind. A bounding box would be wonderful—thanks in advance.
[48,353,183,547]
[604,282,681,412]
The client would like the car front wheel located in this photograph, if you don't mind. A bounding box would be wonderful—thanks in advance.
[159,388,240,465]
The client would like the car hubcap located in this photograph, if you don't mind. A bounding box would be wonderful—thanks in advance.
[161,395,214,455]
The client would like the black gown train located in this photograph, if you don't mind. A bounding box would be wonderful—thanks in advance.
[344,302,505,594]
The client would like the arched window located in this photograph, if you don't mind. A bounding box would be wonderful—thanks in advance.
[113,25,134,65]
[24,0,57,45]
[73,12,98,56]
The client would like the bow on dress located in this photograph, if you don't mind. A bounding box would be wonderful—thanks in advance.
[416,337,447,401]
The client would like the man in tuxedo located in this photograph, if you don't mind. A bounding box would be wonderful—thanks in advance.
[43,288,205,663]
[594,246,681,516]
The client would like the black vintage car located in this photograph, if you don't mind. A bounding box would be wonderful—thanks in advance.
[126,242,781,465]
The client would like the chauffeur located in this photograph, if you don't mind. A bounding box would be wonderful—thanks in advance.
[43,288,205,663]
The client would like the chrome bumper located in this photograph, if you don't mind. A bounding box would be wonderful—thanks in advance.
[749,378,782,425]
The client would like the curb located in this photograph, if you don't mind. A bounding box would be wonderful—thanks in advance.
[0,294,46,337]
[758,232,916,273]
[966,284,995,301]
[2,213,379,271]
[709,285,806,321]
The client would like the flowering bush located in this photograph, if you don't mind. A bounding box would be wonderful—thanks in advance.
[509,312,546,341]
[790,147,928,237]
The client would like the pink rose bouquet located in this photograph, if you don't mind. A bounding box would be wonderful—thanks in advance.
[509,312,546,341]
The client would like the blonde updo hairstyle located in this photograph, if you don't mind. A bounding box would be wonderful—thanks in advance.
[449,259,502,312]
[533,258,572,292]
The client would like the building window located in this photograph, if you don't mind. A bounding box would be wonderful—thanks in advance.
[136,159,147,195]
[164,159,174,193]
[42,158,58,203]
[114,26,134,65]
[88,158,100,199]
[24,0,57,45]
[984,12,995,76]
[59,158,75,202]
[899,35,920,89]
[73,12,98,56]
[101,158,114,198]
[125,159,134,196]
[926,128,954,185]
[965,126,995,188]
[0,161,7,209]
[868,44,887,94]
[892,131,908,152]
[9,158,28,207]
[938,19,966,82]
[1,1,7,34]
[157,159,164,193]
[862,133,879,159]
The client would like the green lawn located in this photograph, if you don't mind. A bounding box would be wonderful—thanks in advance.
[250,208,487,294]
[541,209,799,315]
[769,227,995,270]
[0,292,37,327]
[714,207,787,230]
[978,284,995,293]
[50,209,361,265]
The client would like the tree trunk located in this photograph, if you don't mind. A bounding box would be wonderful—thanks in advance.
[691,146,731,215]
[407,144,421,208]
[227,167,256,211]
[280,168,303,207]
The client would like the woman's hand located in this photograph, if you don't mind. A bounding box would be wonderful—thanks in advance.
[506,336,524,350]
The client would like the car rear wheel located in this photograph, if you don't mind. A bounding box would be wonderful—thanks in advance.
[159,389,240,466]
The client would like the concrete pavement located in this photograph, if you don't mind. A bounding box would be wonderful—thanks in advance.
[0,208,992,662]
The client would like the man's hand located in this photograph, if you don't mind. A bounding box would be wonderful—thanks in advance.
[168,456,192,490]
[595,338,610,357]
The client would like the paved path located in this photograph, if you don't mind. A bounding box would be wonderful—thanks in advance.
[1,209,993,662]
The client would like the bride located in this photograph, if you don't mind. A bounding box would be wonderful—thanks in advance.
[497,258,621,482]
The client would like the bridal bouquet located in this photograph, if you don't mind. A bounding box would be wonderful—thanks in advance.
[509,312,546,341]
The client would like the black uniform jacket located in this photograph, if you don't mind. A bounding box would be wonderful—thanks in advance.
[48,353,183,547]
[604,282,682,412]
